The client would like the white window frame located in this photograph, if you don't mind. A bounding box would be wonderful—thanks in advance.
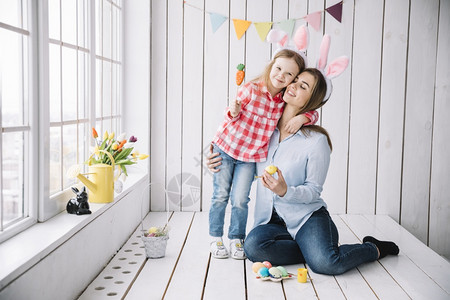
[0,0,39,242]
[0,0,123,239]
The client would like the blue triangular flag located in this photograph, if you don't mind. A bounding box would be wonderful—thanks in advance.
[210,13,227,33]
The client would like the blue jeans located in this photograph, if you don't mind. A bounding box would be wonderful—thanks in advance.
[209,145,256,240]
[244,207,379,275]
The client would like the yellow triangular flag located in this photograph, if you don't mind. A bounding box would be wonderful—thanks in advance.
[253,22,273,41]
[232,19,252,40]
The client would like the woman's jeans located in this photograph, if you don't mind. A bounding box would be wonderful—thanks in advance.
[244,207,379,275]
[209,145,255,240]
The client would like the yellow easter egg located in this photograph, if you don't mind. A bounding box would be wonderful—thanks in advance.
[265,165,278,175]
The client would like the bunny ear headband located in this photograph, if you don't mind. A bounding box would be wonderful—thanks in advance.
[317,34,349,102]
[267,25,309,67]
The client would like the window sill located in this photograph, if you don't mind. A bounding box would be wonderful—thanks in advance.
[0,171,148,290]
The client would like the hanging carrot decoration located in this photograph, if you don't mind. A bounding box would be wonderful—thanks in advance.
[236,63,245,86]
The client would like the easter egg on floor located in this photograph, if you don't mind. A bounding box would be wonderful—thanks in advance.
[252,262,265,273]
[276,266,288,277]
[262,261,272,269]
[269,267,283,279]
[258,267,270,278]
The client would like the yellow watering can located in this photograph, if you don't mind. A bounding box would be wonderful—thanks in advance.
[67,150,117,204]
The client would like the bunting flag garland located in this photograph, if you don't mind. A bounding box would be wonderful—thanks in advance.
[232,19,252,40]
[278,19,296,38]
[254,22,273,41]
[326,1,343,23]
[305,12,321,32]
[185,0,344,40]
[209,13,227,33]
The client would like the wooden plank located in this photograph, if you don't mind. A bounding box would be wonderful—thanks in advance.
[331,216,378,299]
[321,0,354,214]
[150,0,168,211]
[166,0,184,211]
[340,214,450,298]
[163,212,211,299]
[400,0,439,243]
[124,212,194,299]
[201,0,230,214]
[307,268,345,300]
[203,212,246,299]
[282,263,318,299]
[346,0,384,214]
[245,259,286,299]
[363,214,450,295]
[181,0,204,211]
[375,0,409,222]
[429,0,450,260]
[246,0,272,80]
[335,216,410,300]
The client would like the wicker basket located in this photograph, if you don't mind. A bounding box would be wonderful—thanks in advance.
[142,234,169,258]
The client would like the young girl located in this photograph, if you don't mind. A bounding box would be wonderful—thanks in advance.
[209,49,318,259]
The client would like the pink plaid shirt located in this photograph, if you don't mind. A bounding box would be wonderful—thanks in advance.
[213,81,318,162]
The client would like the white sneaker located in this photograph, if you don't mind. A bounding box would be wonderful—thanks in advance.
[210,237,229,259]
[230,239,246,260]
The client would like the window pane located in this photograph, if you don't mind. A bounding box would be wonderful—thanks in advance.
[50,126,62,194]
[112,63,118,116]
[2,132,25,226]
[49,43,61,122]
[95,0,102,56]
[61,0,77,45]
[63,125,77,189]
[102,1,112,59]
[78,52,87,119]
[1,30,26,127]
[0,0,22,28]
[96,59,102,118]
[103,61,112,117]
[62,47,77,121]
[77,0,88,48]
[48,0,61,40]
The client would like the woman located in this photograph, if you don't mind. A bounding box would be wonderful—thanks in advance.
[207,68,399,275]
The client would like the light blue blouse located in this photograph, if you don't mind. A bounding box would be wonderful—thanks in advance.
[253,127,331,238]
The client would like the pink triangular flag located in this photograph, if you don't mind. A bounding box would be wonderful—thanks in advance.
[326,1,343,23]
[305,12,321,31]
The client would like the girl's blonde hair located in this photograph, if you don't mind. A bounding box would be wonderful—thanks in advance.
[297,68,333,150]
[255,49,306,87]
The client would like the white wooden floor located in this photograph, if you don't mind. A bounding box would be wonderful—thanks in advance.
[79,212,450,300]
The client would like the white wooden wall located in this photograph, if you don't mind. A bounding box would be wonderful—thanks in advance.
[148,0,450,259]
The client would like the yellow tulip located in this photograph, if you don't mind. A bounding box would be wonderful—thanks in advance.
[139,154,149,160]
[111,143,118,150]
[109,132,115,140]
[103,130,109,141]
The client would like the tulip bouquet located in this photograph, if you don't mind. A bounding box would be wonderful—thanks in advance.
[89,128,148,180]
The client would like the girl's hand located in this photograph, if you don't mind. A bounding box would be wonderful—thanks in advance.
[206,144,222,173]
[229,99,241,117]
[261,168,287,197]
[284,114,309,134]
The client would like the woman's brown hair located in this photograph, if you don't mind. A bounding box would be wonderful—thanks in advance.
[297,68,333,151]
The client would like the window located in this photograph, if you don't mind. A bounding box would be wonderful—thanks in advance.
[0,0,122,240]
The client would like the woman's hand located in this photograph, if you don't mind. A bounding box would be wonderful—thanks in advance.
[229,99,241,117]
[206,144,222,173]
[261,168,287,197]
